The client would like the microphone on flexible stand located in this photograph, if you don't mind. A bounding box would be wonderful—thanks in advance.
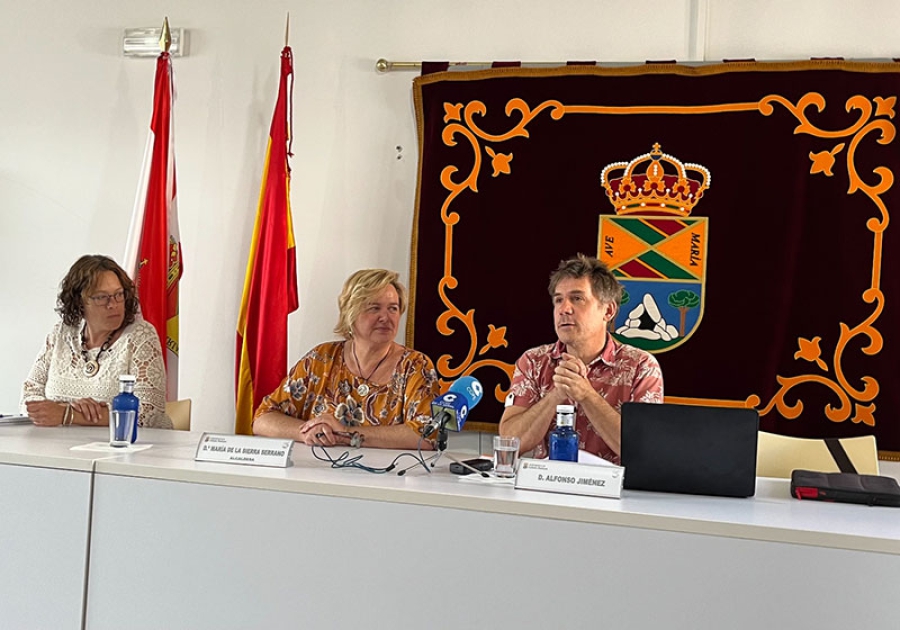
[316,380,487,477]
[396,376,485,476]
[429,376,484,470]
[424,377,483,435]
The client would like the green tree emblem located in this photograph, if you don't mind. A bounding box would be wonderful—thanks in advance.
[667,290,700,337]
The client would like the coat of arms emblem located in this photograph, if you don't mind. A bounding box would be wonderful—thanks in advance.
[599,143,711,353]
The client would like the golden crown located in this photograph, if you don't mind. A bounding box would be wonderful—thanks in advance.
[600,143,710,216]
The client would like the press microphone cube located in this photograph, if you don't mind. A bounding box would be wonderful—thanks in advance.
[430,392,470,432]
[430,376,484,432]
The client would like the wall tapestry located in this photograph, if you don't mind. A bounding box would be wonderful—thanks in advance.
[408,61,899,458]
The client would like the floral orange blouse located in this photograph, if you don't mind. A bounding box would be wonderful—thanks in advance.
[254,341,440,435]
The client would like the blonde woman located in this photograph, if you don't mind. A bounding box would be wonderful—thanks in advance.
[253,269,439,449]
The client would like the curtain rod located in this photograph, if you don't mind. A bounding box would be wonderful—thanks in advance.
[377,59,487,73]
[374,59,620,73]
[374,57,895,73]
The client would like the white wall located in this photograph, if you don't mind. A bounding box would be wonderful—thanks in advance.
[2,0,899,434]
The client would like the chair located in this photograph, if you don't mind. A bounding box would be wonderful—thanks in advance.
[165,399,192,431]
[756,431,879,479]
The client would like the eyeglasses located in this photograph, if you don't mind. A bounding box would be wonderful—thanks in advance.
[85,290,126,306]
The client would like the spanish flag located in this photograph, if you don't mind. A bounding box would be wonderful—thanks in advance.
[235,46,299,434]
[124,45,182,400]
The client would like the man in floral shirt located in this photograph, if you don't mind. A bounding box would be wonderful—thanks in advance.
[499,255,663,465]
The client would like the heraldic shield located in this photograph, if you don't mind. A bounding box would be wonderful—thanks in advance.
[598,143,711,353]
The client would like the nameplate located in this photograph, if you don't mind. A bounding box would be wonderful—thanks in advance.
[195,433,294,468]
[514,458,624,499]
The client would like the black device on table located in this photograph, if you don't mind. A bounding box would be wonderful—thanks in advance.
[791,470,900,507]
[449,458,494,475]
[621,402,760,497]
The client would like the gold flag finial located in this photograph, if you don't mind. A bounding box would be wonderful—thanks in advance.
[284,13,290,47]
[160,17,172,53]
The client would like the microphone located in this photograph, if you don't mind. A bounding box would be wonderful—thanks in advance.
[429,376,484,433]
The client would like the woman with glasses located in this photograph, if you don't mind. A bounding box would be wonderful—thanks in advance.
[20,255,172,428]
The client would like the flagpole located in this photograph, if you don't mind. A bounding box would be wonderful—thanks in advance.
[123,18,173,279]
[126,16,182,400]
[234,36,299,434]
[160,16,172,53]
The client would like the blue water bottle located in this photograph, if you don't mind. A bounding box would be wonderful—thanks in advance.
[549,404,578,462]
[112,375,140,444]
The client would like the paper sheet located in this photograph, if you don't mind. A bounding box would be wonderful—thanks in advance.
[457,473,516,486]
[70,442,154,453]
[576,449,620,467]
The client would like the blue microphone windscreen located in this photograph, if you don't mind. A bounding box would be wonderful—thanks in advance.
[448,376,483,408]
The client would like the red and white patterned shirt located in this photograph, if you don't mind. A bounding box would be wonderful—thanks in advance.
[507,336,663,464]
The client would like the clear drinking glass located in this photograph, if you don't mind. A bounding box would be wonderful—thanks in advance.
[109,410,136,447]
[493,435,521,478]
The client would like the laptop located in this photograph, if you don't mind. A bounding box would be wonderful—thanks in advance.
[621,402,759,498]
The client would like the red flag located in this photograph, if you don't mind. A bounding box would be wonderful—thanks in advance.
[235,47,299,434]
[124,51,182,400]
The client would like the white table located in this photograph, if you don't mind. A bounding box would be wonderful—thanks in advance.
[0,425,115,630]
[84,442,900,630]
[2,424,898,630]
[0,425,195,630]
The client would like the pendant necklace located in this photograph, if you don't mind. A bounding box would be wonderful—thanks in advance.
[81,326,115,378]
[352,341,390,397]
